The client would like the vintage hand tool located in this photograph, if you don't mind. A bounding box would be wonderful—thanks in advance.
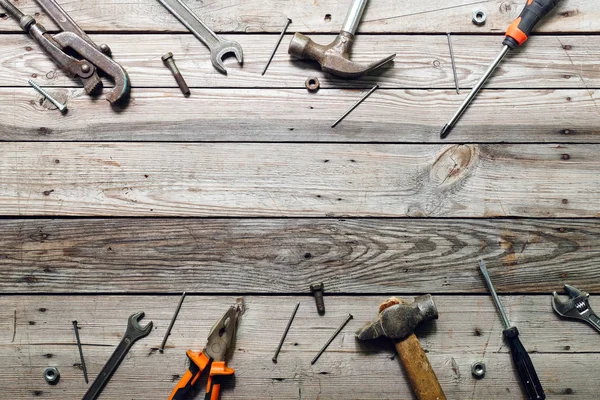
[357,295,446,400]
[479,260,545,400]
[169,300,244,400]
[0,0,130,103]
[288,0,395,79]
[440,0,561,138]
[157,0,243,75]
[83,312,153,400]
[553,284,600,333]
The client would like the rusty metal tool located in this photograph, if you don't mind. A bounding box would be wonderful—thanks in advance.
[479,260,545,400]
[82,312,153,400]
[288,0,395,79]
[157,0,243,74]
[169,299,244,400]
[440,0,561,138]
[553,284,600,333]
[357,295,445,400]
[0,0,130,103]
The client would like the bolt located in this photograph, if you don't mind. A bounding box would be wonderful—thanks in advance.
[273,302,300,363]
[472,10,487,26]
[471,360,486,378]
[28,79,67,112]
[310,283,325,315]
[162,52,190,96]
[311,314,353,365]
[72,320,88,383]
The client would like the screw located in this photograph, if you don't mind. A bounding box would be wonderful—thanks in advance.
[273,302,300,363]
[311,314,353,365]
[72,320,88,383]
[310,283,325,315]
[159,292,187,352]
[28,79,67,112]
[262,17,292,76]
[162,52,190,96]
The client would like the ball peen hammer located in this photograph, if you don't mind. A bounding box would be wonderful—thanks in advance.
[356,295,446,400]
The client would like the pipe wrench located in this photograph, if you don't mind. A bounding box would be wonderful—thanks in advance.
[0,0,130,103]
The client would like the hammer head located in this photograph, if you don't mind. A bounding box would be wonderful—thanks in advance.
[288,31,395,79]
[356,295,438,341]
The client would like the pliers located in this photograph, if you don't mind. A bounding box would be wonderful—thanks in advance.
[552,284,600,333]
[169,300,243,400]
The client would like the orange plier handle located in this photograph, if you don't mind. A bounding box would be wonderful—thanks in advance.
[169,350,234,400]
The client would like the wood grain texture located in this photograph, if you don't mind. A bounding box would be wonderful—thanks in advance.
[0,295,598,399]
[0,0,594,33]
[0,143,597,217]
[1,218,599,294]
[1,35,598,89]
[0,88,596,142]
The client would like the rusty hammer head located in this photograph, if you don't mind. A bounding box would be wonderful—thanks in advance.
[288,0,395,79]
[356,295,438,341]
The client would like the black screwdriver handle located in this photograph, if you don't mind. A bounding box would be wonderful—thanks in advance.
[503,0,561,49]
[503,327,545,400]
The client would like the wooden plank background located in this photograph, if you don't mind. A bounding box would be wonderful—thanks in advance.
[0,0,599,399]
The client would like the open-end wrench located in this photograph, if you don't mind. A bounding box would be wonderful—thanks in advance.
[82,312,153,400]
[157,0,243,74]
[553,284,600,333]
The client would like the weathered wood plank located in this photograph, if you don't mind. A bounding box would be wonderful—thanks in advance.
[0,295,597,399]
[1,218,599,294]
[0,143,597,218]
[1,35,598,89]
[0,0,594,33]
[0,88,595,142]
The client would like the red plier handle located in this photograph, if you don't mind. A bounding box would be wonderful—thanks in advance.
[168,350,235,400]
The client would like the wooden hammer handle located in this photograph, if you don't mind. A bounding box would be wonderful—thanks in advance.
[395,333,446,400]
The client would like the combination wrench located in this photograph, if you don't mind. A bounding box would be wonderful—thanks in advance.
[157,0,243,74]
[82,312,153,400]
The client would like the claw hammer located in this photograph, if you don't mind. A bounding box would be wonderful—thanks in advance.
[357,295,446,400]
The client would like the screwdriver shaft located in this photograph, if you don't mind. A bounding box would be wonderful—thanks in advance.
[478,259,511,329]
[440,45,509,138]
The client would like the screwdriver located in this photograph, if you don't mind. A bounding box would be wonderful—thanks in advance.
[479,260,545,400]
[440,0,561,139]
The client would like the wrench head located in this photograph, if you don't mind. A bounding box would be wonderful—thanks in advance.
[552,285,590,320]
[126,311,153,340]
[211,40,243,75]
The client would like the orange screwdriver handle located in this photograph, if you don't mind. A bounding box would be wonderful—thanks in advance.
[504,0,560,48]
[204,361,235,400]
[169,350,211,400]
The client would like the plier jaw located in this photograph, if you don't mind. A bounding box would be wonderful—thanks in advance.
[169,300,244,400]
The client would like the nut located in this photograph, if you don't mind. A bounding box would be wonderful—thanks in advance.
[472,10,487,26]
[305,77,320,92]
[44,367,60,384]
[471,361,486,379]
